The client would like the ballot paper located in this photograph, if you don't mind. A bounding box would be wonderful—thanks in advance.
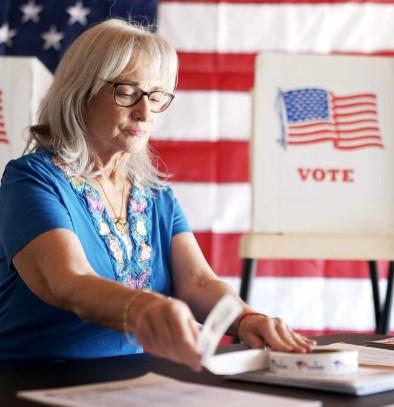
[224,344,394,395]
[196,296,394,395]
[231,365,394,396]
[18,373,321,407]
[364,337,394,350]
[324,342,394,369]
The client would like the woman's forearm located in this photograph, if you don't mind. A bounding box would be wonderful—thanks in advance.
[185,277,253,336]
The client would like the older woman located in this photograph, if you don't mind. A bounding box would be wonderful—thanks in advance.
[0,19,314,369]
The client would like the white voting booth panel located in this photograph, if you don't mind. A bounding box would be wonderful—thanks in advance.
[252,52,394,235]
[240,53,394,334]
[0,57,52,176]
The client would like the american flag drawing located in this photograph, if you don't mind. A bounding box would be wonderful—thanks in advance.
[278,88,384,151]
[0,90,9,145]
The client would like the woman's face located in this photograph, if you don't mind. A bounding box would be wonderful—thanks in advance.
[85,57,164,159]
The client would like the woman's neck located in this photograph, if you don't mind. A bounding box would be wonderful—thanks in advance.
[92,151,129,184]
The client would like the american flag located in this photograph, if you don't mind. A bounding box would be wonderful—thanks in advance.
[0,90,8,145]
[279,88,384,151]
[0,0,157,72]
[1,0,394,335]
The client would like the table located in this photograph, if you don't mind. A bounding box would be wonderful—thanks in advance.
[1,334,393,407]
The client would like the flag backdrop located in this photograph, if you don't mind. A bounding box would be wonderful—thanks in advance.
[1,0,394,334]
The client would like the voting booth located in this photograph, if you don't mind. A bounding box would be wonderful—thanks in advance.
[0,56,52,176]
[240,52,394,334]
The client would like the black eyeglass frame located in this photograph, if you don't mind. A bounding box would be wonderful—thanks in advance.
[106,81,175,113]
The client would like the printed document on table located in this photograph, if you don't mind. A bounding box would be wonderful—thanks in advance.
[18,372,321,407]
[324,343,394,368]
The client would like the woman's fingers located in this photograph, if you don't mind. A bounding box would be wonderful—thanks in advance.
[259,317,295,351]
[239,314,290,351]
[162,299,202,370]
[274,318,314,352]
[239,313,316,353]
[289,330,316,349]
[240,330,266,349]
[134,296,202,371]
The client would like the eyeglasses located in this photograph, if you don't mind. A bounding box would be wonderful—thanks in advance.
[106,81,175,113]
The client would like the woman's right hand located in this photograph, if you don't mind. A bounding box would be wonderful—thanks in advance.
[130,292,202,371]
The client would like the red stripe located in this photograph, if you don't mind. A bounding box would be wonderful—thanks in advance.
[178,52,255,91]
[162,0,394,4]
[221,329,380,344]
[194,232,390,278]
[0,137,9,144]
[296,329,377,337]
[178,52,394,91]
[150,140,249,182]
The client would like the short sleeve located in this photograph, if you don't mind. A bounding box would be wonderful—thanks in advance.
[0,158,74,265]
[172,195,191,236]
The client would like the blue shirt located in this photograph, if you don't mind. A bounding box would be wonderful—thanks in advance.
[0,150,190,362]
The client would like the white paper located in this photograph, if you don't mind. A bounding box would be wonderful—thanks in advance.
[197,294,243,363]
[323,343,394,368]
[233,366,394,396]
[204,349,268,375]
[204,345,359,377]
[18,373,321,407]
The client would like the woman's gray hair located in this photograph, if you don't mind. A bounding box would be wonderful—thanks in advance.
[26,18,178,187]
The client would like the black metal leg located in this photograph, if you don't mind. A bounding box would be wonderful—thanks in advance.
[239,258,257,303]
[368,260,381,334]
[379,261,394,335]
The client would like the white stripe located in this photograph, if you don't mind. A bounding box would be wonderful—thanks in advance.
[290,124,379,133]
[152,91,251,141]
[334,98,376,107]
[290,130,380,138]
[172,182,251,232]
[159,3,394,53]
[223,276,388,331]
[337,135,382,142]
[336,139,383,147]
[335,106,377,114]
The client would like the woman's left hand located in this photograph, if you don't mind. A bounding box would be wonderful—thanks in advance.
[238,313,316,353]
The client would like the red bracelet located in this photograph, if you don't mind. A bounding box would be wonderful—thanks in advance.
[237,312,267,330]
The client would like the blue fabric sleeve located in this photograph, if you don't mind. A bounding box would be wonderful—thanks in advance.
[171,194,191,236]
[0,158,74,266]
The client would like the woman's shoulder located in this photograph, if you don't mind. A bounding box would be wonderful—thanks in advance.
[150,184,177,202]
[2,150,60,183]
[148,184,185,214]
[5,149,50,169]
